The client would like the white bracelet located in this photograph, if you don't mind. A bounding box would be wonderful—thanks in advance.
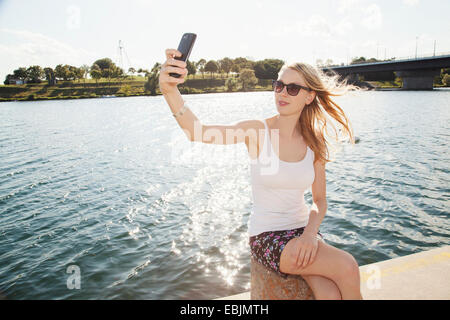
[173,101,189,118]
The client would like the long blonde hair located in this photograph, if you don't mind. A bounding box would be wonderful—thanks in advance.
[280,62,361,165]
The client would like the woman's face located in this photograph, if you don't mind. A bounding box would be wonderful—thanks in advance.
[275,68,315,114]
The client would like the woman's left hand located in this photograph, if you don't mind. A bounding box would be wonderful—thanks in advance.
[295,230,319,268]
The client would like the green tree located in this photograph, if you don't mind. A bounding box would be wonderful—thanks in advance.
[92,58,115,71]
[13,67,28,81]
[91,58,121,82]
[90,64,102,84]
[436,68,450,85]
[186,60,197,79]
[231,63,240,76]
[55,64,68,81]
[253,59,284,79]
[145,62,161,95]
[4,74,14,85]
[225,77,238,92]
[137,68,149,77]
[205,60,219,79]
[196,59,206,79]
[443,74,450,86]
[67,65,79,81]
[26,65,44,83]
[113,67,125,80]
[54,64,78,81]
[350,57,366,65]
[75,67,85,82]
[80,64,90,83]
[218,57,233,79]
[351,57,380,65]
[232,57,255,76]
[44,67,56,85]
[239,68,258,91]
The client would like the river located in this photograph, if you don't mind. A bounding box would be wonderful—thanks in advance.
[0,89,449,299]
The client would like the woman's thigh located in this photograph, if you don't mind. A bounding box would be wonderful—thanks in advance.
[279,237,359,280]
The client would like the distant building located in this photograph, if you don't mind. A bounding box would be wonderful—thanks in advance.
[7,78,26,85]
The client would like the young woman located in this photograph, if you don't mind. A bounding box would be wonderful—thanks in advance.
[159,48,363,300]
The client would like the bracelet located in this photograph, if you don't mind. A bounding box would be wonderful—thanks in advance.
[173,101,189,118]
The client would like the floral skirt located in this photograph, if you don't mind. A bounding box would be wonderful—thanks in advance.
[249,227,324,279]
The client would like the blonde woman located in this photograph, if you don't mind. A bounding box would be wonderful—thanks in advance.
[159,49,363,300]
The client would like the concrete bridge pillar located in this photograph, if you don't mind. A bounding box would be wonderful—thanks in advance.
[395,68,441,90]
[346,73,359,83]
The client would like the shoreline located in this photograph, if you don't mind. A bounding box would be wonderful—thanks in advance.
[1,83,448,103]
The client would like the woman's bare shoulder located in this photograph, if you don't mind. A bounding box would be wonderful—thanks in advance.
[235,119,265,131]
[240,116,278,130]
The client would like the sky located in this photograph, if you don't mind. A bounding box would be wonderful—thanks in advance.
[0,0,449,81]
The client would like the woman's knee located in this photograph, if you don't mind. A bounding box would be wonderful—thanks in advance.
[336,252,360,283]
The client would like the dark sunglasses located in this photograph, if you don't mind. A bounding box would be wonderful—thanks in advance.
[272,79,311,96]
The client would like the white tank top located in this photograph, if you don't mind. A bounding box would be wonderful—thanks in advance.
[248,119,315,237]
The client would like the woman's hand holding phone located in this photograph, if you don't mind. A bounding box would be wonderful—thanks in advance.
[159,49,188,94]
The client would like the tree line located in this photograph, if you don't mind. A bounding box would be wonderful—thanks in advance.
[4,58,131,85]
[3,57,286,85]
[5,56,448,89]
[1,56,395,86]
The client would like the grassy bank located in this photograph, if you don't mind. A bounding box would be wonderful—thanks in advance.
[2,77,445,103]
[368,80,448,89]
[0,76,274,102]
[0,80,147,102]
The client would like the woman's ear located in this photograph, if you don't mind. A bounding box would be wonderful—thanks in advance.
[307,91,316,105]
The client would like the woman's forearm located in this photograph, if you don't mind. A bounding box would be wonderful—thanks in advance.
[162,88,202,142]
[159,48,202,142]
[304,199,327,234]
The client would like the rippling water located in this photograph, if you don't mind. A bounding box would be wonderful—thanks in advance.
[0,90,449,299]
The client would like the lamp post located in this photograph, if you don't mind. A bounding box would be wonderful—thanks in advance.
[377,42,379,60]
[415,36,418,59]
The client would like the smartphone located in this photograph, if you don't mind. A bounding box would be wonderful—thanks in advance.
[169,33,197,78]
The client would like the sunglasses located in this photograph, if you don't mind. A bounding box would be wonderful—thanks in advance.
[272,79,311,96]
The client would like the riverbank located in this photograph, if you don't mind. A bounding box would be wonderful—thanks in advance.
[1,79,447,102]
[0,80,150,102]
[0,77,272,102]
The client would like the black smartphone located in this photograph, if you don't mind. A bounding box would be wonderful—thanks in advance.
[169,33,197,78]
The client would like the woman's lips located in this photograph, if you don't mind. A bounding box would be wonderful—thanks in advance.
[278,101,289,106]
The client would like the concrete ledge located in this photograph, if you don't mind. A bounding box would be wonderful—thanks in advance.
[216,245,450,300]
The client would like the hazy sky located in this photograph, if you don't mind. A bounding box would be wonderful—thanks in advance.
[0,0,449,81]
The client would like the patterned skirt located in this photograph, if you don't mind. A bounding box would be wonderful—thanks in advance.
[249,227,324,278]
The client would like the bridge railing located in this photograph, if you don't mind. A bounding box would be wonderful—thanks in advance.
[329,51,450,68]
[387,51,450,63]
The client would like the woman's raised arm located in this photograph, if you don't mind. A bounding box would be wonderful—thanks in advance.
[159,48,260,149]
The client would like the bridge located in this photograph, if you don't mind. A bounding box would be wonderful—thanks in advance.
[323,53,450,90]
